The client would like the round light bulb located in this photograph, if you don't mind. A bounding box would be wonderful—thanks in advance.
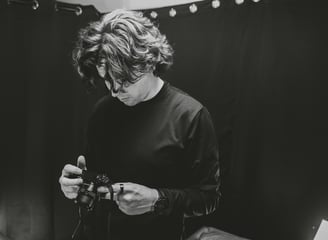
[235,0,244,5]
[189,4,198,13]
[212,0,220,8]
[169,8,177,17]
[150,11,158,19]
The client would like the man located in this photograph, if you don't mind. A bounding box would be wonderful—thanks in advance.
[59,9,220,240]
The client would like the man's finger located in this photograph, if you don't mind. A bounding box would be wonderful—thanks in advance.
[101,191,117,201]
[60,177,83,186]
[62,186,80,193]
[62,164,82,177]
[77,155,87,170]
[112,182,127,194]
[100,183,129,201]
[97,186,109,193]
[65,193,78,199]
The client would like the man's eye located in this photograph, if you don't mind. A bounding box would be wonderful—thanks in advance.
[123,82,130,87]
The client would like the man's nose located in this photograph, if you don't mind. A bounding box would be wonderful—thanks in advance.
[111,90,119,97]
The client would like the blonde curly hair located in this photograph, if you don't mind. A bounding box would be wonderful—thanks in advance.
[72,9,174,90]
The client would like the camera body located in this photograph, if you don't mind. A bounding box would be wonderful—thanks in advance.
[75,170,112,211]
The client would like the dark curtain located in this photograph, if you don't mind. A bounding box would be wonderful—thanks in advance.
[1,0,328,240]
[1,1,55,240]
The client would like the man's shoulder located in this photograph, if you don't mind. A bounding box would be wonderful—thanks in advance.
[167,84,204,115]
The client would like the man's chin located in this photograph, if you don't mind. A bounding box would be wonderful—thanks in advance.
[120,99,138,106]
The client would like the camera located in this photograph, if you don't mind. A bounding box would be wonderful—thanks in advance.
[75,170,113,211]
[71,170,114,239]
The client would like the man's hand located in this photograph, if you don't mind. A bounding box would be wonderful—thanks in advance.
[98,182,159,215]
[186,227,250,240]
[58,155,86,199]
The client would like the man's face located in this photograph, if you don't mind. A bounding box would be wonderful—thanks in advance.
[96,65,149,106]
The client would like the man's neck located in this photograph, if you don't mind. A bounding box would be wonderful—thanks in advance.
[142,74,164,102]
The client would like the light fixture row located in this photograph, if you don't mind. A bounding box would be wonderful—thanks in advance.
[149,0,261,18]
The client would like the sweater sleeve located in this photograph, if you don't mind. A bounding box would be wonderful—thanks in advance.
[158,107,221,217]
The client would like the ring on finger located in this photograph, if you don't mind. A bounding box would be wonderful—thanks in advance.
[119,183,124,194]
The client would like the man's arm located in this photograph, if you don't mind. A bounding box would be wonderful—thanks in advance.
[156,107,221,217]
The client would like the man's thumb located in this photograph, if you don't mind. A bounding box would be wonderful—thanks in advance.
[77,155,87,170]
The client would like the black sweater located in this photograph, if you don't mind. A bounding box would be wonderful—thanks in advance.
[83,82,220,240]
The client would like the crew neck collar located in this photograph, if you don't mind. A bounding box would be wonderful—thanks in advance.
[136,80,169,106]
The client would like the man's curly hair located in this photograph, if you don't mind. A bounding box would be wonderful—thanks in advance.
[72,9,174,90]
